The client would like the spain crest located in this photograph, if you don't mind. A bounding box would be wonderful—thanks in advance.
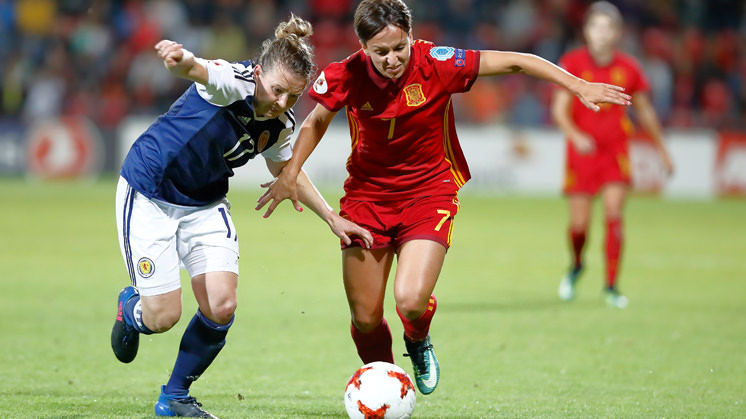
[138,257,155,278]
[404,84,426,107]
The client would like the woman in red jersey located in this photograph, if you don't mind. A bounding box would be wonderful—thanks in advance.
[553,1,674,309]
[257,0,631,394]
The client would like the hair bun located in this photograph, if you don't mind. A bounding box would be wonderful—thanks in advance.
[275,13,313,41]
[257,14,316,82]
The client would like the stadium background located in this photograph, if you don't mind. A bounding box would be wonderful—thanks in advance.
[1,2,745,418]
[1,0,745,197]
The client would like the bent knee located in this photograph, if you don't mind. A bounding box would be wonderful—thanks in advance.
[206,299,237,325]
[395,299,427,320]
[351,311,384,333]
[146,310,181,333]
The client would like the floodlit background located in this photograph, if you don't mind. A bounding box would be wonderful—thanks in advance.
[1,0,745,196]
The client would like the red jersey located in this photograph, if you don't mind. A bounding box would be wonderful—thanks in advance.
[559,47,649,148]
[310,40,480,200]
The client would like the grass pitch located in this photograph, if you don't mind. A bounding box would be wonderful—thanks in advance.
[0,178,744,418]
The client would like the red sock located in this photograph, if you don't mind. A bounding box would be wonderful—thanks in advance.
[350,318,394,364]
[605,218,623,289]
[397,294,437,342]
[569,229,587,268]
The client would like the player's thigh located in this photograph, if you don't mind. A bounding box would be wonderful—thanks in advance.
[178,199,240,278]
[116,177,183,297]
[339,197,395,249]
[191,271,238,325]
[393,239,447,316]
[602,183,627,219]
[342,247,395,328]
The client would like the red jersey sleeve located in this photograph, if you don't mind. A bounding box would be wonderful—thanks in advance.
[423,43,480,94]
[310,60,351,112]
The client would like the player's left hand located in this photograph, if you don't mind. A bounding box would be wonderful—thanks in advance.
[575,81,631,112]
[326,211,373,249]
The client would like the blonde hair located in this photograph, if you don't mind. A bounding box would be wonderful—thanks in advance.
[257,14,315,82]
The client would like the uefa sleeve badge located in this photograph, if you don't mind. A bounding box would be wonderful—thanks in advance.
[313,71,328,94]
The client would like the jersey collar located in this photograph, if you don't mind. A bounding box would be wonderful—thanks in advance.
[364,46,415,90]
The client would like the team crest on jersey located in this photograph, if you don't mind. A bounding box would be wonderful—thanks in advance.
[313,71,328,94]
[257,130,270,152]
[611,67,626,87]
[404,84,426,107]
[429,46,455,61]
[138,257,155,278]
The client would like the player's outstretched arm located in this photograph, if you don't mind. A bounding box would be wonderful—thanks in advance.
[478,50,631,112]
[256,103,337,217]
[551,88,595,154]
[632,92,674,176]
[263,159,373,248]
[155,40,209,85]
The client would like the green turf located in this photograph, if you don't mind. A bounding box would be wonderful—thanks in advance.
[0,178,744,418]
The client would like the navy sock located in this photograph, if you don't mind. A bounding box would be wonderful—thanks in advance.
[163,310,233,397]
[123,294,153,334]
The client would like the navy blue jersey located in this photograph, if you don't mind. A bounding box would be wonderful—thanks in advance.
[121,59,294,206]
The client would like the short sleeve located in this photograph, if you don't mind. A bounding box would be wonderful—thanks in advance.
[428,46,480,94]
[197,59,256,106]
[627,57,650,95]
[309,63,349,112]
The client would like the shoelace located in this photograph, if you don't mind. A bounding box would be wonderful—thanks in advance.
[182,396,202,407]
[403,343,434,375]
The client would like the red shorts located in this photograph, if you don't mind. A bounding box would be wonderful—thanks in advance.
[339,194,460,250]
[564,142,631,195]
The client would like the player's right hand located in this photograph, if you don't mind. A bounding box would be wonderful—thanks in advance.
[155,40,195,76]
[571,132,595,154]
[256,172,300,218]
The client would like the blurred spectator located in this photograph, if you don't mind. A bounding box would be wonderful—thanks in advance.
[0,0,744,131]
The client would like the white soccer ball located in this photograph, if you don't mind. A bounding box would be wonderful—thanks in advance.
[344,361,416,419]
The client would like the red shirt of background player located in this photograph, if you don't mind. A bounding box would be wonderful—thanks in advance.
[559,47,650,194]
[310,40,480,200]
[560,47,649,149]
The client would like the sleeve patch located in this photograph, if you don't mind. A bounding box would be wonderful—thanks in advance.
[313,71,328,94]
[430,46,455,61]
[454,49,466,67]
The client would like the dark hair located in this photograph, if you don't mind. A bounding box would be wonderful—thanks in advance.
[584,1,623,28]
[257,14,315,82]
[353,0,412,45]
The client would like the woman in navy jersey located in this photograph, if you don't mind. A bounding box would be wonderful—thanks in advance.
[111,14,371,418]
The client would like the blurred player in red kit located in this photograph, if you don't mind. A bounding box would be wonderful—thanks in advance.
[553,1,674,308]
[257,0,631,393]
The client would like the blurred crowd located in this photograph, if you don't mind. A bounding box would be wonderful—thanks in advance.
[2,0,745,131]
